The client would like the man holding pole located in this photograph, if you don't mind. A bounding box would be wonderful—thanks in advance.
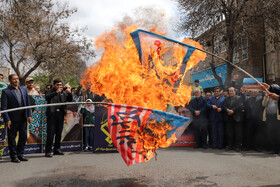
[261,83,280,102]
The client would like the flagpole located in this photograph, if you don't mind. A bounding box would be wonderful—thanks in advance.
[194,47,269,93]
[0,102,108,114]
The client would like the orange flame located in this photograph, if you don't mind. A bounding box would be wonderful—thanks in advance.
[136,119,177,161]
[81,24,206,111]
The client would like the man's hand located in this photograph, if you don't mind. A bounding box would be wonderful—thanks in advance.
[260,83,270,91]
[212,105,217,109]
[56,87,63,93]
[268,93,280,101]
[6,121,11,129]
[194,111,200,116]
[27,117,31,123]
[240,87,246,94]
[264,91,269,96]
[227,109,234,116]
[217,108,222,112]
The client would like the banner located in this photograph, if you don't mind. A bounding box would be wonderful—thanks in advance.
[93,105,117,153]
[191,63,227,89]
[0,95,83,157]
[0,117,6,143]
[171,107,195,147]
[60,100,83,152]
[130,29,196,87]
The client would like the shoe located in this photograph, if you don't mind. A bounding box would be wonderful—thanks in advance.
[84,147,89,151]
[54,151,64,155]
[88,146,93,151]
[45,152,53,157]
[18,156,28,161]
[11,157,20,163]
[225,146,232,151]
[270,151,279,155]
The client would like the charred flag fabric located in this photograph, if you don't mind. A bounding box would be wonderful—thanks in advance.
[130,29,196,87]
[108,104,190,166]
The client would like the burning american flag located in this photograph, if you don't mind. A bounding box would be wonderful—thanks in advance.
[108,103,190,166]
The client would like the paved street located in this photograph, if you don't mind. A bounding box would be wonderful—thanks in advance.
[0,147,280,187]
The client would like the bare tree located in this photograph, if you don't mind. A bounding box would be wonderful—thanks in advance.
[0,0,95,85]
[177,0,280,87]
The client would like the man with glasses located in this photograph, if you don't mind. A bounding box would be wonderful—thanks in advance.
[45,79,72,157]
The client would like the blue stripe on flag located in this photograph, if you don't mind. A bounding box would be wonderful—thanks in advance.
[150,109,190,138]
[130,29,197,64]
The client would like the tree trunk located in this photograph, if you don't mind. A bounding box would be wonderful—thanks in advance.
[210,61,224,89]
[224,26,235,88]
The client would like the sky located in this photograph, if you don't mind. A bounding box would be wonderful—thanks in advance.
[58,0,182,65]
[63,0,180,39]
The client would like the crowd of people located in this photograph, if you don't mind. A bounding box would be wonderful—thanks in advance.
[1,73,280,163]
[0,74,100,163]
[185,79,280,156]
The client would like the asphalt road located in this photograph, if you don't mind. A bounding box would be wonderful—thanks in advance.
[0,147,280,187]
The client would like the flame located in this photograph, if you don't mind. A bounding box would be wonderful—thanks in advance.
[136,119,176,161]
[81,24,206,111]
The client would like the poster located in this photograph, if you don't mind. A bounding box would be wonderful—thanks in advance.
[93,105,117,153]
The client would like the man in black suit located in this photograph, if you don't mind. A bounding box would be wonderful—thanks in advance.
[45,79,72,157]
[223,87,243,151]
[1,74,31,163]
[188,89,208,149]
[242,90,264,151]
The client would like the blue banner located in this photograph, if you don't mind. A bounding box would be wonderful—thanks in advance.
[94,106,117,153]
[191,63,227,89]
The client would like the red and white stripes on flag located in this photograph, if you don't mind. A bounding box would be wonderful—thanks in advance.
[108,103,190,166]
[108,104,152,166]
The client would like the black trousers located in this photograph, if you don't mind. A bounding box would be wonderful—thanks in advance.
[225,117,242,148]
[46,111,64,153]
[266,116,280,153]
[7,120,27,159]
[243,118,258,149]
[192,119,208,146]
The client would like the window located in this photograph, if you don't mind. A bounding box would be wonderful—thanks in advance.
[213,35,219,54]
[232,46,239,64]
[220,35,227,53]
[242,34,248,61]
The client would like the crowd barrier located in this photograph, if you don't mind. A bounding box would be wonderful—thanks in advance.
[0,95,118,157]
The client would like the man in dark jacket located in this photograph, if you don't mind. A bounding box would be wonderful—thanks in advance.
[223,87,243,151]
[188,89,208,148]
[1,74,31,163]
[207,87,225,149]
[243,90,263,151]
[45,79,72,157]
